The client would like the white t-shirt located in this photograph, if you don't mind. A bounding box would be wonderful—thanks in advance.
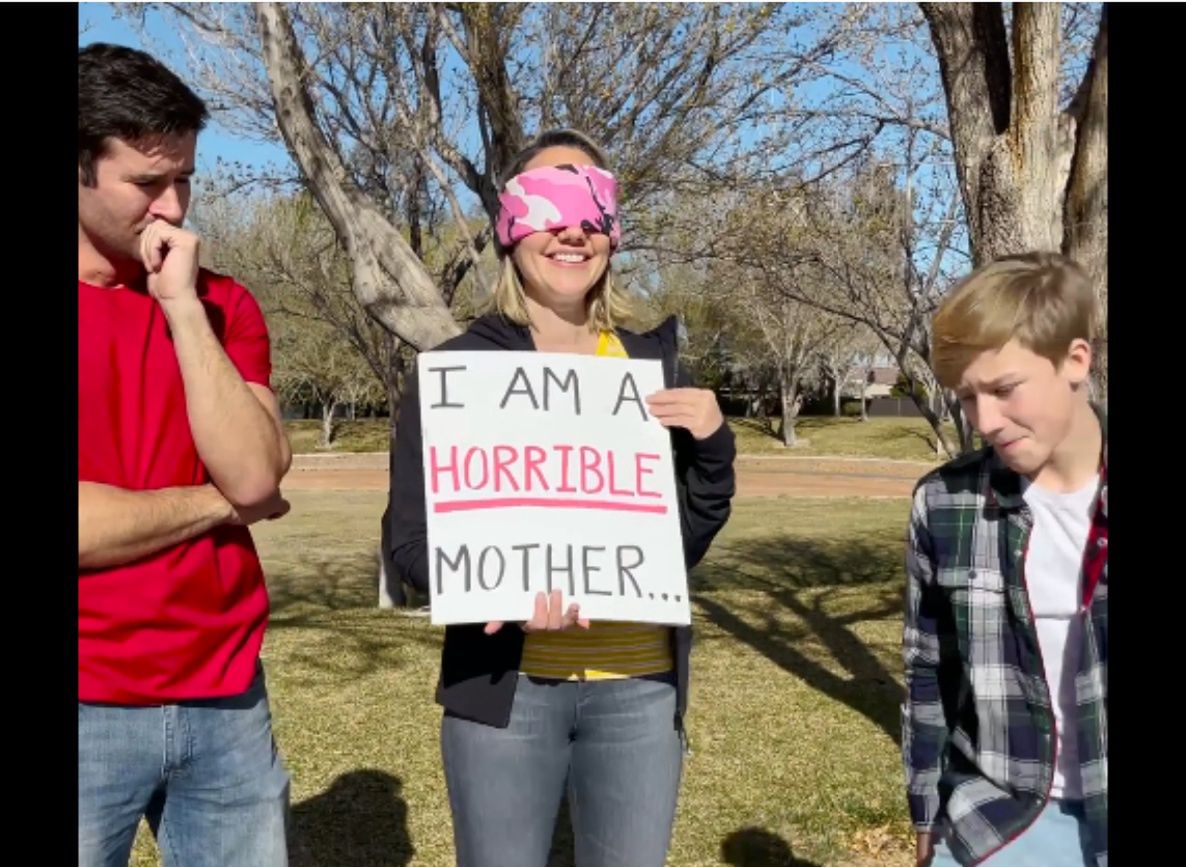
[1022,473,1099,799]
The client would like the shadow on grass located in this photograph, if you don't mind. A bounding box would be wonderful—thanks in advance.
[290,769,413,866]
[693,536,905,745]
[544,805,826,866]
[264,550,441,679]
[722,826,823,866]
[903,426,941,454]
[267,550,384,618]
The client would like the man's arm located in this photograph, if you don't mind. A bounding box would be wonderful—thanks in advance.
[167,304,291,507]
[902,484,951,863]
[140,222,292,508]
[79,481,289,570]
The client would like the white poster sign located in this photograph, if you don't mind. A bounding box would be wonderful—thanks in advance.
[418,351,690,626]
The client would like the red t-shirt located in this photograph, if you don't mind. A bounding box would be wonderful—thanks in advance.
[78,269,273,704]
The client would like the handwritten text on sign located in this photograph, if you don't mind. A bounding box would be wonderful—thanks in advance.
[419,351,689,626]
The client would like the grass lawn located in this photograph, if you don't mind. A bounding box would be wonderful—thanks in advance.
[729,417,957,462]
[131,493,915,866]
[285,419,393,455]
[287,415,955,464]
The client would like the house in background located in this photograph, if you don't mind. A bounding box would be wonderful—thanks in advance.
[840,364,928,417]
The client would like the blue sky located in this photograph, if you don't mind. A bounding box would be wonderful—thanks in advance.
[78,1,968,276]
[79,2,292,177]
[78,3,927,187]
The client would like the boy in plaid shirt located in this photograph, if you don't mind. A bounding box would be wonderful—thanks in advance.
[902,253,1107,866]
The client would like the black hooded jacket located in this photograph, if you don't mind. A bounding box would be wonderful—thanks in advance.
[385,313,736,727]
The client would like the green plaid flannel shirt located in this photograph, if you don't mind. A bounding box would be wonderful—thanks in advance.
[902,440,1107,866]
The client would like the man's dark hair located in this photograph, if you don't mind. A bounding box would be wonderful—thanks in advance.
[78,43,209,186]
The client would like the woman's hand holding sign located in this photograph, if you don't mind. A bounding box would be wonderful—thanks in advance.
[646,388,725,440]
[483,590,591,636]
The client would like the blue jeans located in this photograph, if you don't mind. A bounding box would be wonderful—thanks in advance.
[441,673,684,867]
[931,799,1092,866]
[78,665,290,867]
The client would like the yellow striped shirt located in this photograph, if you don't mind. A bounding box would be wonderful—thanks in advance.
[519,330,674,680]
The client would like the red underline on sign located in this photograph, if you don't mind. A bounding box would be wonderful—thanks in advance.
[434,498,669,514]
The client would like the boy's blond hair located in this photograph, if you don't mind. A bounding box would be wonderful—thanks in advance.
[932,252,1097,388]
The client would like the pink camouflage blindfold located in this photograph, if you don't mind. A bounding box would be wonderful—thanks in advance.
[495,164,621,250]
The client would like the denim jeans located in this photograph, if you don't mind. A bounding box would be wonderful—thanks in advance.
[78,664,290,867]
[441,672,684,867]
[931,799,1093,866]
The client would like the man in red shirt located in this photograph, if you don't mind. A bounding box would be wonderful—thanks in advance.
[78,43,293,867]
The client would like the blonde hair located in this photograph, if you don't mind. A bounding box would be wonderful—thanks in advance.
[491,256,632,332]
[932,252,1097,388]
[489,128,633,332]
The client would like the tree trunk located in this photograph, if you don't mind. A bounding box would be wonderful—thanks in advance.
[948,398,976,454]
[917,397,957,458]
[778,374,801,448]
[832,376,841,417]
[320,399,338,449]
[922,3,1107,398]
[385,379,402,448]
[255,3,460,351]
[921,3,1067,265]
[1062,7,1108,401]
[895,354,959,456]
[383,331,409,450]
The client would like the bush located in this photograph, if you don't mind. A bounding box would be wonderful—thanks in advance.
[889,373,930,403]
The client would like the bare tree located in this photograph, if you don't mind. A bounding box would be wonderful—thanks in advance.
[269,310,379,448]
[854,348,879,423]
[817,323,881,418]
[195,186,497,443]
[670,155,967,455]
[667,186,847,447]
[612,4,974,453]
[128,1,1105,445]
[738,2,1105,450]
[921,2,1107,394]
[760,298,840,447]
[128,2,858,352]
